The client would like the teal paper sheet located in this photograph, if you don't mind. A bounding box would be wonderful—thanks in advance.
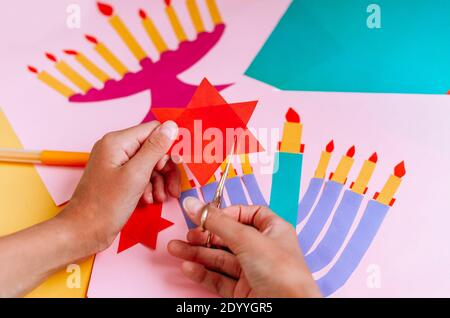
[270,152,303,227]
[246,0,450,94]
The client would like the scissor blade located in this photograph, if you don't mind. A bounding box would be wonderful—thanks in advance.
[212,139,237,205]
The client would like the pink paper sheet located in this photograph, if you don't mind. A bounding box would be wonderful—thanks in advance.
[0,0,291,205]
[223,76,450,297]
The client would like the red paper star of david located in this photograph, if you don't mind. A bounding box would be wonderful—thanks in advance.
[117,202,174,254]
[152,78,263,185]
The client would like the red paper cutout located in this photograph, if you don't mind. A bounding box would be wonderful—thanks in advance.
[152,79,263,185]
[117,202,173,253]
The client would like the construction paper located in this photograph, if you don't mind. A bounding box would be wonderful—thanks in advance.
[247,0,450,94]
[152,80,263,185]
[88,199,217,298]
[316,200,389,297]
[225,177,248,205]
[117,202,174,253]
[241,174,268,206]
[298,181,343,254]
[179,188,200,229]
[305,190,363,273]
[200,181,219,203]
[297,178,324,225]
[0,109,93,298]
[269,152,303,227]
[0,0,291,204]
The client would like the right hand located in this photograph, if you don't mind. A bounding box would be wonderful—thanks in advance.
[168,197,321,298]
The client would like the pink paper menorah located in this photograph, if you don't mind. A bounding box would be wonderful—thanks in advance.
[28,1,231,123]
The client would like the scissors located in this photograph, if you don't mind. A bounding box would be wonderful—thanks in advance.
[200,138,237,247]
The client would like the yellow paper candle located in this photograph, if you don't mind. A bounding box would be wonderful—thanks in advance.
[186,0,205,33]
[376,161,406,206]
[280,108,303,154]
[165,0,188,42]
[314,140,334,179]
[28,66,75,98]
[221,160,237,178]
[206,0,223,25]
[139,9,168,54]
[240,154,253,175]
[45,53,92,93]
[351,152,378,195]
[85,35,129,76]
[64,50,110,83]
[97,2,147,62]
[178,163,194,191]
[331,145,355,184]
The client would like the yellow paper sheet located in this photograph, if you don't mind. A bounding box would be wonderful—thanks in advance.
[0,108,93,298]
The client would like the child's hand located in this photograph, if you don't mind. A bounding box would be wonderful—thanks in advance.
[59,121,179,254]
[168,197,321,298]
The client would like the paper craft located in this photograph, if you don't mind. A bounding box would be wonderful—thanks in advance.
[34,1,232,123]
[298,181,344,254]
[269,108,304,227]
[117,202,174,253]
[225,177,248,205]
[0,109,93,298]
[0,0,291,205]
[316,200,390,296]
[152,78,263,185]
[246,0,450,94]
[305,189,363,272]
[241,174,268,207]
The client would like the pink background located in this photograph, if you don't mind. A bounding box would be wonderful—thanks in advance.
[1,0,449,297]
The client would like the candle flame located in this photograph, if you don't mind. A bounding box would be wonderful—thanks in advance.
[45,52,58,63]
[139,9,147,19]
[85,34,99,44]
[346,145,356,158]
[394,161,406,178]
[63,50,78,56]
[285,107,300,123]
[165,0,171,6]
[27,66,38,74]
[326,140,334,153]
[369,152,378,163]
[97,2,114,17]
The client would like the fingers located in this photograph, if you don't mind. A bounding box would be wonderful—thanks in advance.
[126,121,179,179]
[182,197,258,252]
[151,171,166,202]
[168,240,241,279]
[143,183,153,204]
[187,228,227,248]
[181,261,237,298]
[157,159,181,198]
[94,121,161,167]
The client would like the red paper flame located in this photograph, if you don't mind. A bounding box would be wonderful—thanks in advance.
[165,0,171,6]
[27,66,38,74]
[97,2,114,16]
[63,50,78,56]
[285,107,300,123]
[85,34,99,44]
[139,9,147,19]
[394,161,406,178]
[45,52,57,62]
[369,152,378,163]
[346,145,356,158]
[326,140,334,153]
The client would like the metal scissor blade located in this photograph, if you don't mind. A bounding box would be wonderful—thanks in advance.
[212,138,237,206]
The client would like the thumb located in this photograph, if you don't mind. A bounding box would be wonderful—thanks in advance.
[126,121,179,177]
[183,197,256,252]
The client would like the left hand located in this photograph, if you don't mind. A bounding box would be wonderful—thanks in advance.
[59,120,180,254]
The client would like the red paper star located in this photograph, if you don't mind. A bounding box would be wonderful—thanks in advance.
[117,202,174,253]
[152,78,263,185]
